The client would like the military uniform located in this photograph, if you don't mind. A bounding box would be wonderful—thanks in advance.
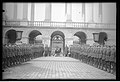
[84,47,88,63]
[79,47,82,61]
[109,47,116,74]
[91,47,94,66]
[94,47,99,68]
[93,47,97,67]
[98,47,102,69]
[2,45,7,69]
[8,46,12,67]
[105,47,111,72]
[87,47,91,64]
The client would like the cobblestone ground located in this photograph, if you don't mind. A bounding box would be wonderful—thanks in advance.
[2,57,116,80]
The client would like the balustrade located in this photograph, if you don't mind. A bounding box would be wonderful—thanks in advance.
[3,20,116,29]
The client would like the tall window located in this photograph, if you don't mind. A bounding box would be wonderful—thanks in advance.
[51,3,65,22]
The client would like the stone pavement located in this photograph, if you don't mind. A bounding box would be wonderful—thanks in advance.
[2,57,116,80]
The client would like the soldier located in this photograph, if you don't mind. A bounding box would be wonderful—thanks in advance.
[90,47,93,66]
[109,46,116,74]
[20,45,23,62]
[28,45,31,60]
[10,45,14,67]
[20,45,23,63]
[98,46,102,69]
[80,46,83,62]
[11,45,15,66]
[97,46,100,68]
[78,46,81,61]
[84,46,88,63]
[88,46,92,65]
[93,47,96,67]
[105,46,111,72]
[86,46,90,64]
[22,45,26,61]
[92,46,95,66]
[14,45,18,65]
[113,47,116,75]
[94,47,98,68]
[2,45,7,69]
[25,46,29,61]
[7,45,12,67]
[16,45,20,64]
[97,46,101,68]
[77,45,80,59]
[88,46,91,65]
[16,45,19,64]
[92,47,95,65]
[15,45,19,65]
[101,46,107,71]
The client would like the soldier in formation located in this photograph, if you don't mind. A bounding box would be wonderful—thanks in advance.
[69,44,116,75]
[2,43,44,70]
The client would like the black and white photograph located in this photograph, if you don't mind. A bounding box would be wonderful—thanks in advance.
[2,2,116,80]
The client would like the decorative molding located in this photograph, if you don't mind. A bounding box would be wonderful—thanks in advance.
[3,25,116,31]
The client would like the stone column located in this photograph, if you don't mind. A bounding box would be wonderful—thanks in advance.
[99,3,102,23]
[82,3,86,22]
[31,3,35,21]
[91,3,94,22]
[44,3,51,21]
[66,3,72,22]
[13,3,18,20]
[23,3,28,21]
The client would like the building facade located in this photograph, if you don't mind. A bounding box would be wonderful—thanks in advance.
[2,3,116,53]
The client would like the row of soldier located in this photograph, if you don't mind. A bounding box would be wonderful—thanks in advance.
[69,44,116,75]
[2,43,44,70]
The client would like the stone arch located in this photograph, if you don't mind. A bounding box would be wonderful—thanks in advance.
[98,32,108,45]
[5,29,17,44]
[50,30,65,55]
[74,31,87,44]
[28,30,42,44]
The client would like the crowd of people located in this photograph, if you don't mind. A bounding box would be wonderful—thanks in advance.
[2,43,44,70]
[2,43,116,75]
[69,44,116,75]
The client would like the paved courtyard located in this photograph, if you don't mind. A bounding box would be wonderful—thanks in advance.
[2,57,116,80]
